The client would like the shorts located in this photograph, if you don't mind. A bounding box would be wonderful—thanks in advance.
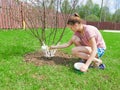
[97,48,105,58]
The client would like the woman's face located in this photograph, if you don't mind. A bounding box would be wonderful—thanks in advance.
[67,23,80,32]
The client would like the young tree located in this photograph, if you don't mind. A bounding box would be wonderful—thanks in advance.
[17,0,78,57]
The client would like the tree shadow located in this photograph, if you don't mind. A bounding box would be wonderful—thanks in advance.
[24,51,84,74]
[37,56,78,66]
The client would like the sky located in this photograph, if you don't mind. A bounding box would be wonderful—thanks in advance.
[89,0,120,13]
[92,0,115,13]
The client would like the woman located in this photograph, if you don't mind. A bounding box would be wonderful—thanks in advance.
[50,13,106,72]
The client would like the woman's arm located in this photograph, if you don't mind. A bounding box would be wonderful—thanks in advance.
[86,37,97,66]
[80,37,97,72]
[50,39,73,49]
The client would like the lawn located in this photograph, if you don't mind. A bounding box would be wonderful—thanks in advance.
[0,29,120,90]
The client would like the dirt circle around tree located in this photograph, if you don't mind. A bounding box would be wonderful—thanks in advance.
[24,50,79,66]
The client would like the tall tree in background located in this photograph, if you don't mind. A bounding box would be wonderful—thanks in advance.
[112,0,120,22]
[91,4,100,17]
[99,0,104,22]
[60,0,79,14]
[77,1,100,21]
[113,9,120,22]
[61,0,71,14]
[100,0,112,22]
[84,0,93,19]
[76,5,86,18]
[85,3,100,21]
[100,6,111,22]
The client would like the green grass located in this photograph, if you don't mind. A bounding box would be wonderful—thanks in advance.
[0,29,120,90]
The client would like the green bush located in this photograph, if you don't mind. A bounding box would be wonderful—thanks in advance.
[86,14,99,21]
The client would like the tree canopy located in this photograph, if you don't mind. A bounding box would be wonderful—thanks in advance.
[60,0,120,22]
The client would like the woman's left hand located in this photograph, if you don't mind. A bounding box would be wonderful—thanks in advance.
[80,64,89,72]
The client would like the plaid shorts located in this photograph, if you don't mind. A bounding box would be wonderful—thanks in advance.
[97,48,105,58]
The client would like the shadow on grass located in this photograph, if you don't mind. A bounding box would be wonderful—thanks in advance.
[74,69,84,75]
[24,51,85,75]
[27,56,79,66]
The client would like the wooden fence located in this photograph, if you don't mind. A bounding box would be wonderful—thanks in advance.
[87,22,120,30]
[0,0,22,29]
[0,0,68,29]
[0,0,120,30]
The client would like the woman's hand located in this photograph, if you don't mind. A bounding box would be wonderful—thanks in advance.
[80,64,89,72]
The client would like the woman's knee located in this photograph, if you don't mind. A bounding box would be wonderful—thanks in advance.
[71,46,92,59]
[72,36,81,46]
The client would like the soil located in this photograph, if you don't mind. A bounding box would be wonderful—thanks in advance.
[24,50,79,66]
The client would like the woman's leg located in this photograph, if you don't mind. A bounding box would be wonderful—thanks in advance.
[71,35,102,66]
[72,46,92,59]
[72,46,102,66]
